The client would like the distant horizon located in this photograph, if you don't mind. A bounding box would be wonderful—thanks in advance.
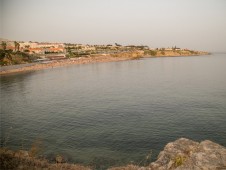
[1,0,226,52]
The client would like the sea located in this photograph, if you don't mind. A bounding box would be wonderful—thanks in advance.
[1,53,226,169]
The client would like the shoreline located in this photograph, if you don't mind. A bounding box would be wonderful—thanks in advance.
[0,52,210,76]
[1,138,225,170]
[0,55,135,75]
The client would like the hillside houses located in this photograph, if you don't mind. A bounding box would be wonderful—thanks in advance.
[0,41,65,55]
[20,42,65,54]
[1,40,152,56]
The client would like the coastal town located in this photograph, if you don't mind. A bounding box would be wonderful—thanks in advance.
[0,38,209,75]
[0,39,184,57]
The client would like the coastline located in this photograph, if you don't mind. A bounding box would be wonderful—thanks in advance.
[0,51,210,76]
[1,138,225,170]
[0,55,135,75]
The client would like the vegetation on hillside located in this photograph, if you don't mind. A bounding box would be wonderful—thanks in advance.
[0,41,35,66]
[144,50,157,56]
[0,49,33,66]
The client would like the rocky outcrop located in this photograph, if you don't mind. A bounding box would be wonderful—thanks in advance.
[149,138,226,170]
[109,138,226,170]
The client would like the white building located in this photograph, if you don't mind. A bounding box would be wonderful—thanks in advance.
[37,43,65,48]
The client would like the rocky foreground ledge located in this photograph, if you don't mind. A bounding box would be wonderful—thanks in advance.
[1,138,226,170]
[111,138,226,170]
[151,138,226,170]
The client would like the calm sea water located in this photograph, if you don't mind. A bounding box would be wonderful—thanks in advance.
[1,53,226,169]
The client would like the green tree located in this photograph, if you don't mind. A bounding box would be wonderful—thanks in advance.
[1,41,7,50]
[14,41,17,51]
[14,41,20,52]
[17,42,20,51]
[25,45,30,49]
[150,50,157,56]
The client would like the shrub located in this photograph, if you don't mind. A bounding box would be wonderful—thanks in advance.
[173,155,186,167]
[150,50,157,56]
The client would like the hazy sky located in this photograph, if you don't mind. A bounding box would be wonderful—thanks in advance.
[1,0,226,51]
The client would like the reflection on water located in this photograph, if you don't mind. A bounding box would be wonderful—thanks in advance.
[1,54,226,169]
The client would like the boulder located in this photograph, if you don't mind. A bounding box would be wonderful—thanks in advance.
[149,138,226,170]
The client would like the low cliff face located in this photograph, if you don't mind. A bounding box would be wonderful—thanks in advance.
[155,50,209,57]
[144,50,210,57]
[111,50,144,58]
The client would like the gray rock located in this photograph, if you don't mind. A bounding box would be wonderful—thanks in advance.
[149,138,226,170]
